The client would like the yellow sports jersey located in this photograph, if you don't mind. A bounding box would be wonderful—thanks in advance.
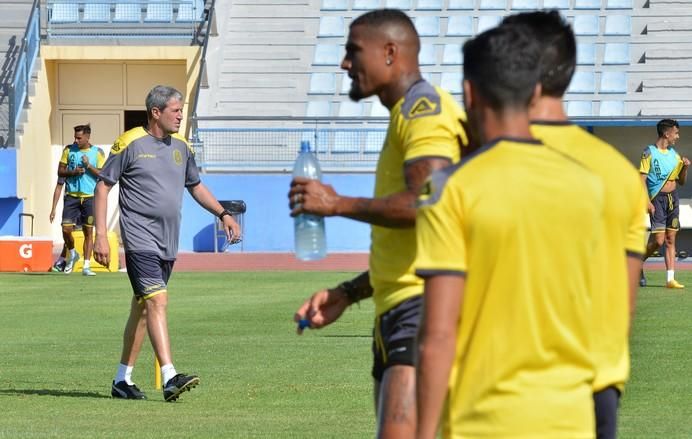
[370,80,465,316]
[416,138,603,438]
[532,122,647,393]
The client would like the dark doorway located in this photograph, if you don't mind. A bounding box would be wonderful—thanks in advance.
[124,110,147,131]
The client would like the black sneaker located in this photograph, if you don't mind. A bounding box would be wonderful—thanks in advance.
[111,380,147,400]
[51,260,66,272]
[639,270,647,287]
[163,373,200,402]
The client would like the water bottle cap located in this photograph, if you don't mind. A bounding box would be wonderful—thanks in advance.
[300,141,311,153]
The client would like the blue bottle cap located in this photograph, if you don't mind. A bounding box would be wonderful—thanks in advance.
[300,141,311,153]
[298,319,311,330]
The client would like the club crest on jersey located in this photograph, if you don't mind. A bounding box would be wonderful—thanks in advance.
[417,178,435,206]
[173,149,183,166]
[408,97,437,118]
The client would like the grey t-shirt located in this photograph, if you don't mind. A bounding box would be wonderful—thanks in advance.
[99,127,200,260]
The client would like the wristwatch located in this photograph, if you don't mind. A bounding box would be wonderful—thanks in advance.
[218,209,233,220]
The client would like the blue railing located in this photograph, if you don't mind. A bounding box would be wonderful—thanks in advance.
[8,0,40,147]
[193,117,389,172]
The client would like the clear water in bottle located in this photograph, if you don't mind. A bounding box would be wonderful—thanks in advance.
[293,141,327,261]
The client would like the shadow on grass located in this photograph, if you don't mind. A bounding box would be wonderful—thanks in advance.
[0,388,110,399]
[321,334,370,338]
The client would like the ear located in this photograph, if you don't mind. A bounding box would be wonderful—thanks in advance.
[462,79,474,110]
[528,83,542,108]
[384,42,396,65]
[151,107,161,120]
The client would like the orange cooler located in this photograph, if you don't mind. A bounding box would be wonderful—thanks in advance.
[0,236,53,272]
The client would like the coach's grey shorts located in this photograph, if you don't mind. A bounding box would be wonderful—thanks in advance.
[125,252,174,302]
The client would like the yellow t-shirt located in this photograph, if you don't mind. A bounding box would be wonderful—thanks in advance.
[532,121,647,393]
[416,137,603,438]
[370,80,465,316]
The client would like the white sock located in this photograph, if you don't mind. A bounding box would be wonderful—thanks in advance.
[667,270,675,282]
[57,256,65,263]
[161,364,177,384]
[115,363,134,385]
[70,248,78,259]
[84,259,90,269]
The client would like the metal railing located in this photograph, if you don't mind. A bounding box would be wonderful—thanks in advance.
[8,0,40,147]
[193,117,390,172]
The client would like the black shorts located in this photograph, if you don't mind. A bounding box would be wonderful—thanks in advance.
[61,195,94,227]
[594,386,620,439]
[125,252,175,302]
[650,191,680,232]
[371,295,422,381]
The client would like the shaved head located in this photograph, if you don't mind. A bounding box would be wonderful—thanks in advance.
[350,9,420,55]
[342,9,423,106]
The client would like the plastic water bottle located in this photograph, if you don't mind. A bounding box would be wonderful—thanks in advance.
[293,141,327,261]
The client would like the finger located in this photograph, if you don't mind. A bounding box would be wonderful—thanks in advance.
[291,177,310,187]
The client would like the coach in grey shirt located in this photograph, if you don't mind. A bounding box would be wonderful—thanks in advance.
[94,85,241,402]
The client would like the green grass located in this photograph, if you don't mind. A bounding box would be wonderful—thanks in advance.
[0,270,690,438]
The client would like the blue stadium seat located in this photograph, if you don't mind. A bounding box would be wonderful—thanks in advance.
[370,100,389,117]
[51,3,79,23]
[338,101,364,117]
[332,131,362,153]
[543,0,569,8]
[442,44,463,65]
[573,15,600,36]
[341,74,352,94]
[306,101,331,117]
[83,3,111,22]
[574,0,601,9]
[386,0,411,8]
[512,0,538,10]
[318,16,344,37]
[606,0,632,8]
[600,71,627,93]
[479,0,506,9]
[313,44,342,66]
[365,131,385,153]
[478,15,502,33]
[309,73,336,94]
[566,101,593,117]
[567,71,595,93]
[447,16,473,36]
[419,44,437,65]
[113,0,141,22]
[415,16,440,36]
[177,0,204,22]
[441,72,463,94]
[145,2,173,22]
[576,43,595,65]
[603,43,630,65]
[353,0,380,9]
[605,15,631,35]
[416,0,443,10]
[447,0,473,9]
[321,0,348,10]
[599,100,624,116]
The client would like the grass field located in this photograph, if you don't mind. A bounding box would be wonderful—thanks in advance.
[0,270,690,438]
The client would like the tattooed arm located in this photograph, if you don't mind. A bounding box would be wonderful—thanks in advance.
[289,157,451,228]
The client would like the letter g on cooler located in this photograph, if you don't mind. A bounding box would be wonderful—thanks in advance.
[19,243,33,259]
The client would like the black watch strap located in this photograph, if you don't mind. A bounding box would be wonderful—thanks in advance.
[219,209,232,220]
